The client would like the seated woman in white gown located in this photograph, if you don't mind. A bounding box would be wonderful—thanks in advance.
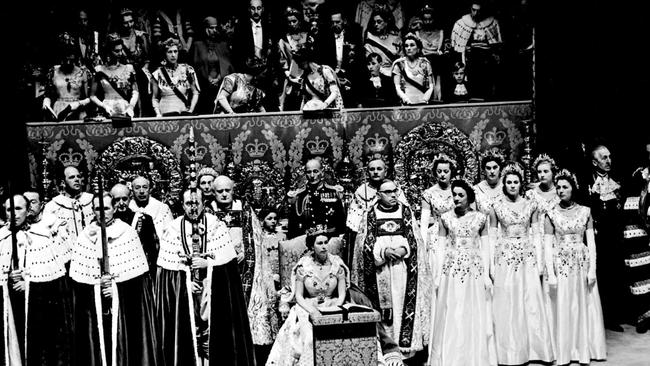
[266,229,348,366]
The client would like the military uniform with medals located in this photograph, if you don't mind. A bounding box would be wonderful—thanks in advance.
[287,183,346,239]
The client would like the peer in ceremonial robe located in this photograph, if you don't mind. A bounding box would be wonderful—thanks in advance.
[70,193,161,366]
[622,141,650,333]
[111,184,159,275]
[43,166,93,246]
[129,175,174,240]
[155,189,256,365]
[1,195,73,365]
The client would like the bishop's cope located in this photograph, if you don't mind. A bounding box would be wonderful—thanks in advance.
[155,188,256,365]
[351,179,431,361]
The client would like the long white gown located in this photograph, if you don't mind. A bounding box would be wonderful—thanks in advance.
[492,198,555,364]
[429,210,497,366]
[421,185,454,352]
[546,205,607,365]
[422,185,454,268]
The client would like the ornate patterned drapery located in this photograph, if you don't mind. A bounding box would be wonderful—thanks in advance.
[25,101,533,210]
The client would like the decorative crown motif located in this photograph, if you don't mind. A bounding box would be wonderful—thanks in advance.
[483,127,507,146]
[245,139,269,158]
[555,168,579,190]
[432,152,458,169]
[59,148,83,167]
[500,162,525,179]
[532,153,557,170]
[306,136,329,156]
[184,145,207,161]
[365,133,389,153]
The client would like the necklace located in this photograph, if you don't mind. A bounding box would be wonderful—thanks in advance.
[539,183,553,193]
[559,201,576,210]
[313,255,330,269]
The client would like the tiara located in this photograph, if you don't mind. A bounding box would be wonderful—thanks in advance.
[404,31,419,39]
[119,8,133,16]
[161,37,181,49]
[197,167,218,179]
[532,153,557,170]
[106,32,122,43]
[479,147,506,166]
[432,152,458,169]
[555,168,579,190]
[500,162,525,179]
[451,177,476,192]
[57,32,74,45]
[420,3,434,13]
[285,6,300,16]
[306,224,332,237]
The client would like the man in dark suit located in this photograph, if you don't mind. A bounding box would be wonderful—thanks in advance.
[319,8,363,107]
[232,0,279,111]
[357,53,398,108]
[233,0,274,67]
[586,145,627,332]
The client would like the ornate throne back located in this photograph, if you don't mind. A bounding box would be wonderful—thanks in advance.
[278,235,345,289]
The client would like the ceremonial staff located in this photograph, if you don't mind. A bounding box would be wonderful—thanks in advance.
[39,138,52,203]
[185,127,205,282]
[93,171,112,327]
[95,173,110,277]
[187,126,198,189]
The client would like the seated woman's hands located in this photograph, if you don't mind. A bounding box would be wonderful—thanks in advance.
[308,307,321,320]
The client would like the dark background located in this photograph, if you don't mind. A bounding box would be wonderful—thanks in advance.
[3,0,648,192]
